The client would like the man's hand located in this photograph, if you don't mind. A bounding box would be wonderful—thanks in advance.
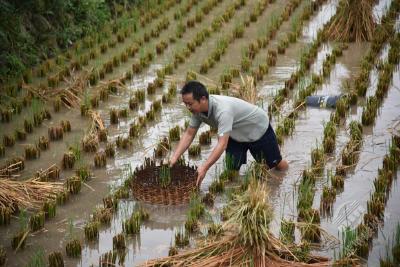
[196,165,208,187]
[169,156,177,167]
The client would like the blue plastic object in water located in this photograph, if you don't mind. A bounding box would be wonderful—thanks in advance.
[306,95,342,108]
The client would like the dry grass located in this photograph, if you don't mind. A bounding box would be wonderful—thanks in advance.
[325,0,375,42]
[231,75,259,105]
[0,178,64,212]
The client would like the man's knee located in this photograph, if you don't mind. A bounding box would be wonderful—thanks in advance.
[275,159,288,171]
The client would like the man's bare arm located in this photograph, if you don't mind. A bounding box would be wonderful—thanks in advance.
[196,133,230,185]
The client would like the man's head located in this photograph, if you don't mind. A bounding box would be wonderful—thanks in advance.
[180,80,209,114]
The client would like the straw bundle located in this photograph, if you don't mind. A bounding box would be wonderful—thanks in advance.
[0,178,64,212]
[324,0,375,42]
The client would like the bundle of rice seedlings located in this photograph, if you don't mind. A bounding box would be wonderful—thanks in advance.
[199,130,211,145]
[94,151,107,167]
[105,143,115,158]
[48,251,64,267]
[82,133,99,152]
[25,145,41,160]
[65,239,81,258]
[188,144,201,157]
[113,233,126,250]
[93,207,112,225]
[66,176,81,194]
[324,0,375,42]
[38,136,49,150]
[174,229,190,248]
[0,246,5,266]
[123,212,141,235]
[62,151,75,169]
[29,211,45,231]
[99,250,116,267]
[84,221,99,241]
[42,200,56,219]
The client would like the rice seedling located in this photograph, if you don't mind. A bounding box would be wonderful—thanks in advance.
[66,176,81,194]
[3,134,15,147]
[297,178,315,212]
[29,211,45,231]
[75,164,90,182]
[110,108,119,124]
[336,97,349,118]
[24,144,40,160]
[145,109,156,121]
[94,129,107,143]
[94,151,107,167]
[93,207,112,225]
[24,118,34,133]
[321,185,336,211]
[175,228,189,247]
[48,126,64,141]
[208,175,224,194]
[62,151,75,169]
[102,143,115,159]
[280,219,295,244]
[199,130,211,145]
[12,229,28,250]
[1,109,12,123]
[311,145,325,171]
[0,246,5,266]
[60,120,71,133]
[65,239,81,258]
[25,247,46,266]
[84,221,99,241]
[55,189,69,205]
[0,207,11,226]
[135,89,146,103]
[158,165,171,188]
[113,233,126,250]
[201,192,215,206]
[48,251,64,267]
[123,212,141,235]
[15,128,27,141]
[188,143,201,157]
[128,97,139,111]
[42,200,56,219]
[113,187,130,199]
[168,246,178,256]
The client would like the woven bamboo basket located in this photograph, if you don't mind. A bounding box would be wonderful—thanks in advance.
[131,158,197,205]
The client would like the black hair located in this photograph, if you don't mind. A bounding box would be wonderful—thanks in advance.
[180,80,209,101]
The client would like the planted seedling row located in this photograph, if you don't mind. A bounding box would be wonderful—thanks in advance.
[333,135,399,264]
[317,3,400,212]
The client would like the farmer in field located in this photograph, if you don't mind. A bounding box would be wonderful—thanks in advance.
[169,80,288,186]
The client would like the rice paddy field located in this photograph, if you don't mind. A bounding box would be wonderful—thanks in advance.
[0,0,400,266]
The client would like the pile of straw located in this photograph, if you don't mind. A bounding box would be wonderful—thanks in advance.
[324,0,375,42]
[141,179,333,267]
[0,178,64,212]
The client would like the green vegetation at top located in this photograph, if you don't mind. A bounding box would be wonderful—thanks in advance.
[0,0,144,83]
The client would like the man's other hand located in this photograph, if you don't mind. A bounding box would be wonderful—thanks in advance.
[196,165,207,187]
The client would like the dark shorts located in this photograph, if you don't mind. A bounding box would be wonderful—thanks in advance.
[225,123,282,170]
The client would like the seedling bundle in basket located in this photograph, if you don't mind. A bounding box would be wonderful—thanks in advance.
[130,157,197,205]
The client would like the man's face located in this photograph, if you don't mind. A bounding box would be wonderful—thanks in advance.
[182,93,204,114]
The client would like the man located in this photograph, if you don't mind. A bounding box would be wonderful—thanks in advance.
[169,80,288,186]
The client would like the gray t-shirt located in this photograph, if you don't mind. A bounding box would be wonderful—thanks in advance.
[189,95,269,142]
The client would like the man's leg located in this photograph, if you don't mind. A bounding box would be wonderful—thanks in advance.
[225,137,248,171]
[249,124,288,171]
